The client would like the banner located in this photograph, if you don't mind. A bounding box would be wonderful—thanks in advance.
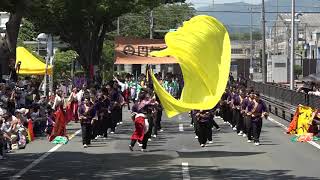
[114,37,177,65]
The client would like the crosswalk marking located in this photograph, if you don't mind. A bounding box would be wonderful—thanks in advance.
[182,162,191,180]
[179,124,184,132]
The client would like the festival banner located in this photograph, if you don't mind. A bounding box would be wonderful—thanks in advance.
[114,37,177,65]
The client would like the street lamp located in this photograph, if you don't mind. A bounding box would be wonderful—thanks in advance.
[36,33,47,55]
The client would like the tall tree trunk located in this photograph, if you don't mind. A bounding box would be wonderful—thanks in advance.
[77,23,108,87]
[0,3,24,76]
[6,11,23,58]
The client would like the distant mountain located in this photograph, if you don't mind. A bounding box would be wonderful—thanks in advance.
[197,0,320,33]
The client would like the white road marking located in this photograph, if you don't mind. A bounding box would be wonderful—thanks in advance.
[268,117,288,130]
[178,115,182,120]
[268,117,320,150]
[11,129,81,180]
[179,124,184,132]
[181,162,191,180]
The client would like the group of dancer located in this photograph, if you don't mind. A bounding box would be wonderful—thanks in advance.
[49,71,269,150]
[187,84,269,147]
[50,80,126,148]
[220,86,269,146]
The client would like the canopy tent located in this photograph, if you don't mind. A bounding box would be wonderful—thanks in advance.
[16,47,52,75]
[114,37,177,65]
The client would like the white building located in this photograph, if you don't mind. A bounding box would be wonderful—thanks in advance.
[0,12,9,37]
[270,13,320,82]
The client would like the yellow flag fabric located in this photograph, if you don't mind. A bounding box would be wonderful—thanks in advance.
[296,105,314,135]
[150,15,231,118]
[16,47,52,75]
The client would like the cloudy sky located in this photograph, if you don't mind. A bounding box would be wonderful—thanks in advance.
[186,0,261,7]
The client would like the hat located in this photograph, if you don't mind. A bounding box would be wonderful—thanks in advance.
[0,108,7,116]
[16,108,28,114]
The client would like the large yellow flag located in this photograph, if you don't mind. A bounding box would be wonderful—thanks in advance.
[296,105,314,135]
[150,15,231,118]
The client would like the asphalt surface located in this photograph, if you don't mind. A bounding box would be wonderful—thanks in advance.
[1,108,320,180]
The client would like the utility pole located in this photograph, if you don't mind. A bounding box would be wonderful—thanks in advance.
[150,10,154,39]
[250,7,253,80]
[276,0,279,54]
[212,0,214,15]
[262,0,267,83]
[44,34,53,97]
[290,0,295,90]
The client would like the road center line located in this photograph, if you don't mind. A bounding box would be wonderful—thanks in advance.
[181,162,191,180]
[268,117,320,150]
[11,129,81,180]
[179,124,184,132]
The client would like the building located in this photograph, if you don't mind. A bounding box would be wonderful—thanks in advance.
[230,41,251,80]
[269,13,320,82]
[115,40,255,80]
[0,12,9,37]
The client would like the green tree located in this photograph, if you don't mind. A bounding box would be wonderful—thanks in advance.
[153,3,195,39]
[116,3,194,38]
[27,0,185,83]
[294,64,302,79]
[18,19,38,42]
[101,40,115,82]
[0,0,43,58]
[53,50,78,83]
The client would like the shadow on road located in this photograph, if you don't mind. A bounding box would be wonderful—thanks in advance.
[1,151,318,180]
[177,150,265,158]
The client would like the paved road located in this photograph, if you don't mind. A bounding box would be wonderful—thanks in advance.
[1,109,320,180]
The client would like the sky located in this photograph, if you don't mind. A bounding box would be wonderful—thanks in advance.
[187,0,261,7]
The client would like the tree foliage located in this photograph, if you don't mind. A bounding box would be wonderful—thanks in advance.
[26,0,185,82]
[18,19,38,42]
[117,3,194,39]
[53,50,78,82]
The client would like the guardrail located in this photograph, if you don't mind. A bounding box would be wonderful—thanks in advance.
[247,81,320,122]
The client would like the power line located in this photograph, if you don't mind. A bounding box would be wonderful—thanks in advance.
[188,1,320,8]
[196,10,320,14]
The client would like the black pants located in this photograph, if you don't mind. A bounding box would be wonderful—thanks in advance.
[156,110,162,130]
[111,107,121,130]
[197,121,211,145]
[119,106,123,123]
[92,119,102,138]
[81,123,92,145]
[0,139,4,156]
[221,104,228,122]
[243,115,249,135]
[226,107,233,124]
[152,114,158,136]
[130,137,148,149]
[236,111,244,133]
[208,121,214,141]
[194,119,199,135]
[252,119,263,143]
[210,119,220,129]
[141,128,152,149]
[232,109,239,128]
[246,117,253,140]
[101,114,111,137]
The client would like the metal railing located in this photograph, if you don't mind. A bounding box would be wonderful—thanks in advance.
[247,81,320,107]
[247,81,320,121]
